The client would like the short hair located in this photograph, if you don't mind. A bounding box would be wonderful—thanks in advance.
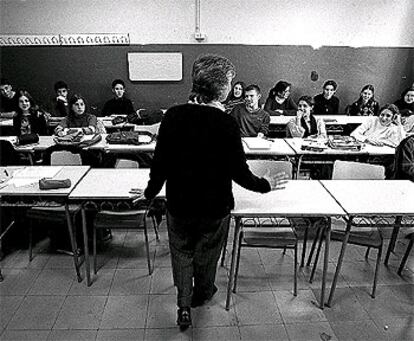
[269,81,291,98]
[191,54,235,103]
[0,78,11,86]
[298,95,314,107]
[323,80,337,90]
[401,86,414,99]
[245,84,261,94]
[379,103,399,116]
[68,94,87,115]
[112,79,125,89]
[54,80,68,92]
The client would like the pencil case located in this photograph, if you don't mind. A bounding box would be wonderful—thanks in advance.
[39,178,71,190]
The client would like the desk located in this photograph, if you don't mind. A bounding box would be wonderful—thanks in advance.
[242,137,295,157]
[320,180,414,306]
[226,180,347,310]
[285,138,395,178]
[0,165,90,282]
[69,168,165,286]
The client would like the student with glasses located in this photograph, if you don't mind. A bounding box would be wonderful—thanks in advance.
[351,103,406,147]
[264,80,297,116]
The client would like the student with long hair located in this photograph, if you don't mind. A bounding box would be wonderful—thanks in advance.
[223,81,245,112]
[348,84,380,116]
[13,89,48,136]
[264,80,297,116]
[286,95,326,138]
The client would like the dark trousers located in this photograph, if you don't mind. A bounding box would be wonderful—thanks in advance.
[167,212,230,308]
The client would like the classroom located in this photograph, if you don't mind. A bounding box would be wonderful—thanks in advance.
[0,1,413,340]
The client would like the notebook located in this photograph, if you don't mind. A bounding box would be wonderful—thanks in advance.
[243,138,272,150]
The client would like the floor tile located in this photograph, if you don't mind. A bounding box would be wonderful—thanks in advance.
[264,263,310,291]
[28,269,74,295]
[100,295,148,329]
[109,269,151,295]
[146,294,177,328]
[231,262,271,292]
[149,267,175,294]
[274,289,327,323]
[0,269,40,295]
[116,245,155,270]
[97,329,144,341]
[285,321,338,341]
[0,296,24,330]
[44,255,77,269]
[234,291,282,325]
[239,324,289,340]
[329,320,387,341]
[0,329,50,341]
[68,269,115,296]
[47,329,97,341]
[144,327,191,341]
[192,326,241,341]
[7,296,64,330]
[375,319,414,341]
[53,296,107,329]
[1,251,50,269]
[153,244,172,268]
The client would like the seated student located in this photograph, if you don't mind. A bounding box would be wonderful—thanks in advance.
[223,81,245,112]
[350,103,406,147]
[313,80,340,115]
[13,89,48,136]
[101,79,135,117]
[286,95,327,138]
[390,135,414,181]
[230,84,270,137]
[0,78,19,118]
[394,86,414,117]
[347,84,380,116]
[264,80,297,116]
[55,94,98,136]
[52,80,70,117]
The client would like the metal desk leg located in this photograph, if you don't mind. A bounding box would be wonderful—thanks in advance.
[321,218,331,309]
[295,155,303,180]
[225,217,242,311]
[65,203,82,282]
[384,216,402,265]
[81,208,91,286]
[326,217,352,308]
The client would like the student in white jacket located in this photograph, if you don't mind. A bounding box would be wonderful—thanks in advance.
[351,104,406,147]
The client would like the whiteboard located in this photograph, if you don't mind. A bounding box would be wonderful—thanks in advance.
[128,52,182,81]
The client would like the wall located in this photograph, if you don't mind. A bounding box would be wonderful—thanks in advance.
[1,0,413,113]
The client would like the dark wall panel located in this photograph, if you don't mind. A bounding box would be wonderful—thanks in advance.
[1,45,412,114]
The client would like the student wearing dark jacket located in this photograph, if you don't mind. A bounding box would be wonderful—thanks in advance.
[264,80,297,116]
[347,84,380,116]
[390,135,414,181]
[141,55,288,330]
[13,89,48,136]
[313,80,340,115]
[101,79,135,117]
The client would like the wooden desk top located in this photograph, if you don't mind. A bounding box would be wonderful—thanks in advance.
[242,138,296,156]
[321,180,414,216]
[270,115,370,125]
[232,180,346,217]
[0,166,90,197]
[69,168,165,200]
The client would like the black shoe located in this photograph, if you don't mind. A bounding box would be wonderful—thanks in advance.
[191,285,218,308]
[177,307,192,330]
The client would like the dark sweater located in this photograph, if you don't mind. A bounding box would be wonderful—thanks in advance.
[264,96,297,116]
[13,110,48,136]
[348,99,379,116]
[230,104,270,137]
[101,97,135,117]
[57,113,97,130]
[394,99,414,116]
[144,103,271,219]
[313,94,339,115]
[390,135,414,181]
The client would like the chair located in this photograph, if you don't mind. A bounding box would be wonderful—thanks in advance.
[309,160,385,298]
[231,160,298,296]
[398,232,414,276]
[91,158,159,276]
[26,150,83,260]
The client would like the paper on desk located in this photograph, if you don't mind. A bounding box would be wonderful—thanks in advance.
[16,166,62,179]
[9,178,38,187]
[243,138,271,150]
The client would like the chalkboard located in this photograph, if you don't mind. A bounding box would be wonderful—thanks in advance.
[128,52,182,81]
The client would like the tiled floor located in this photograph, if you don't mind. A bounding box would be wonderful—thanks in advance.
[0,220,413,341]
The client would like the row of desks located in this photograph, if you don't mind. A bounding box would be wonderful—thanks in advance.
[1,166,413,309]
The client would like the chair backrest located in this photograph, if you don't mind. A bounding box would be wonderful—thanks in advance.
[332,160,385,180]
[115,159,140,168]
[0,140,20,166]
[50,151,82,166]
[247,160,293,179]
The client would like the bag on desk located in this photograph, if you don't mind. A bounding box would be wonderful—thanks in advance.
[106,131,155,145]
[39,178,71,190]
[16,133,39,146]
[53,132,102,148]
[112,116,127,125]
[328,135,362,150]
